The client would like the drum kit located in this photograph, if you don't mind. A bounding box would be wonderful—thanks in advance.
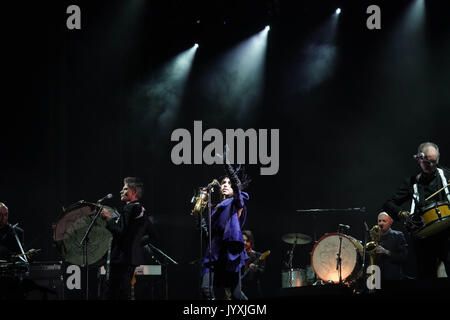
[281,229,365,288]
[281,207,367,288]
[281,232,314,288]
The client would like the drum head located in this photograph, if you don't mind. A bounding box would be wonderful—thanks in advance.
[311,233,361,283]
[53,201,118,266]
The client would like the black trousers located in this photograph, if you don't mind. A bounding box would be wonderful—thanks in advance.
[201,267,247,300]
[414,230,450,279]
[103,264,136,300]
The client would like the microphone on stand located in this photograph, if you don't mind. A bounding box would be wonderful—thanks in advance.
[413,152,425,160]
[97,193,113,203]
[339,224,350,230]
[203,179,220,191]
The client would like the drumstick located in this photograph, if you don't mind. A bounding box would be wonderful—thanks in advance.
[425,182,450,201]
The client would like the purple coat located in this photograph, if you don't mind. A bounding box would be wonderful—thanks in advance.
[202,191,249,274]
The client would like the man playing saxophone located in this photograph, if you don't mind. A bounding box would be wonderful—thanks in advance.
[372,212,408,282]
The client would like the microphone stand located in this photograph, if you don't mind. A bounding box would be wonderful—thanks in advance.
[360,222,369,294]
[296,207,366,214]
[10,224,28,264]
[198,201,203,299]
[336,225,344,285]
[144,242,178,300]
[78,203,103,300]
[207,187,213,299]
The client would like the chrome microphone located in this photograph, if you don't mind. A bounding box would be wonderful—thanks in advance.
[413,152,425,160]
[339,224,350,230]
[97,193,113,203]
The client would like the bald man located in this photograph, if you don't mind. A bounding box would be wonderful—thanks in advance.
[0,202,25,262]
[372,212,408,281]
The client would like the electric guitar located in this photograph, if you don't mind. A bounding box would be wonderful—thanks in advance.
[241,250,270,279]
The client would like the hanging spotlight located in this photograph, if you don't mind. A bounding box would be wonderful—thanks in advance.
[335,8,341,15]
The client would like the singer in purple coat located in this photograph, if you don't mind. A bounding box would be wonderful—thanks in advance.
[201,173,250,300]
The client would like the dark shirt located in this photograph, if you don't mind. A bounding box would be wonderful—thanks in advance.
[377,229,408,280]
[241,250,265,298]
[106,201,149,266]
[383,168,450,221]
[0,224,25,262]
[242,250,265,281]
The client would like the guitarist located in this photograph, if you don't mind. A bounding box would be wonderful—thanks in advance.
[241,230,265,299]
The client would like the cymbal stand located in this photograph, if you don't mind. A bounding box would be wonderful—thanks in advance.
[79,204,103,300]
[287,243,297,286]
[287,243,296,268]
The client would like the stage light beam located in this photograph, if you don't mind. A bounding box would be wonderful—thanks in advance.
[293,8,340,93]
[200,26,270,121]
[143,44,199,129]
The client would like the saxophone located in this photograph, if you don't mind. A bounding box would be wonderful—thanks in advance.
[191,189,208,215]
[365,225,381,267]
[191,179,220,215]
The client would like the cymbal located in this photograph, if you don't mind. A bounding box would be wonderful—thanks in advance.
[282,233,312,245]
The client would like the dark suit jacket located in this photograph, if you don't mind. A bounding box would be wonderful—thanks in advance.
[383,168,450,221]
[0,224,25,262]
[106,201,150,266]
[378,229,408,280]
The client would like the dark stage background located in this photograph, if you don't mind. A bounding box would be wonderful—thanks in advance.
[1,0,449,299]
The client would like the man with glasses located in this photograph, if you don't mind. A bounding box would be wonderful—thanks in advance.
[382,142,450,279]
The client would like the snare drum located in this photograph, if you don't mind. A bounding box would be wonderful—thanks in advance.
[311,233,363,284]
[281,268,307,288]
[409,201,450,239]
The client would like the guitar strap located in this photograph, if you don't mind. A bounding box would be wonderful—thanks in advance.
[410,184,419,215]
[437,168,450,203]
[410,168,450,214]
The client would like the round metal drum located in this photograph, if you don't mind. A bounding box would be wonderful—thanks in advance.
[311,233,363,284]
[53,201,119,266]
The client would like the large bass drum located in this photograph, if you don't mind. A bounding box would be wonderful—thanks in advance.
[53,201,119,266]
[311,233,363,284]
